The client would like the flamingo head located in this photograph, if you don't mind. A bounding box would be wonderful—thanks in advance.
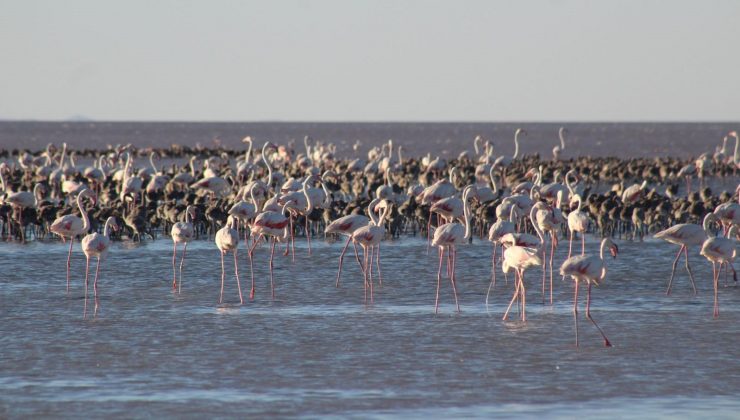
[609,241,619,259]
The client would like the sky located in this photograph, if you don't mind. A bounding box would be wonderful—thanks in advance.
[1,0,739,122]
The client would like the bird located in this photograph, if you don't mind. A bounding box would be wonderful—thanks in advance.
[653,213,716,295]
[567,193,590,258]
[325,212,370,288]
[215,215,244,304]
[553,127,567,160]
[493,128,526,187]
[621,180,647,205]
[486,205,518,304]
[700,225,737,318]
[251,202,291,299]
[49,189,96,293]
[501,242,542,322]
[431,185,474,313]
[560,237,618,347]
[171,205,196,294]
[351,199,391,302]
[80,216,118,318]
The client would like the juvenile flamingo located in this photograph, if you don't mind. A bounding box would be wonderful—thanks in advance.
[700,225,737,318]
[654,213,716,295]
[171,205,196,293]
[81,216,118,318]
[560,237,619,347]
[215,215,244,304]
[49,189,96,292]
[431,185,474,313]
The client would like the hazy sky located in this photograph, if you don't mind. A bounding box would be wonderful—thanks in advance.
[1,0,739,121]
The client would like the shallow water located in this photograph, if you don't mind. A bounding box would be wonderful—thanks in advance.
[1,234,739,417]
[0,121,736,158]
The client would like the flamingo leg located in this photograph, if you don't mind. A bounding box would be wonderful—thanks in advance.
[712,262,719,318]
[305,216,312,256]
[581,231,585,256]
[93,256,102,317]
[335,236,352,287]
[549,233,555,305]
[450,247,460,313]
[362,246,369,303]
[683,246,697,295]
[376,243,382,286]
[434,247,444,313]
[586,283,612,347]
[666,245,683,295]
[503,270,521,321]
[573,280,580,347]
[542,240,547,303]
[219,251,225,304]
[426,211,433,255]
[83,255,90,319]
[66,238,74,293]
[486,244,497,306]
[353,240,363,271]
[270,238,276,300]
[368,245,374,303]
[172,241,178,290]
[520,270,527,322]
[179,242,188,294]
[234,250,243,304]
[248,243,255,300]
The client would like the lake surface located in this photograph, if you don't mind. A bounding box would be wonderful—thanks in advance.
[0,121,736,158]
[2,234,739,418]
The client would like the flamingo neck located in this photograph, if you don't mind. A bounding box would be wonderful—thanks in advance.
[149,153,158,174]
[103,217,114,237]
[559,128,566,149]
[462,188,472,240]
[244,139,252,162]
[262,148,273,189]
[78,194,91,233]
[303,177,314,213]
[529,206,545,245]
[58,143,67,169]
[489,166,498,194]
[189,157,196,177]
[733,134,739,165]
[599,239,608,262]
[513,131,520,160]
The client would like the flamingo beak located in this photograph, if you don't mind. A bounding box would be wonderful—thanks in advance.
[610,245,619,258]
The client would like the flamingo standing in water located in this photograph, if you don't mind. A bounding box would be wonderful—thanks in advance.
[49,189,96,292]
[251,202,291,299]
[560,237,619,347]
[81,216,118,318]
[431,185,475,313]
[326,212,370,287]
[486,205,517,304]
[653,213,716,295]
[351,199,391,303]
[700,225,737,318]
[215,215,244,304]
[171,205,196,293]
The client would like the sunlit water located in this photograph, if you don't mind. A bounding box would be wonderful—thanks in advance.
[2,234,739,418]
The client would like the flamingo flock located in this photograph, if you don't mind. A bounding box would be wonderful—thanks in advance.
[0,129,738,347]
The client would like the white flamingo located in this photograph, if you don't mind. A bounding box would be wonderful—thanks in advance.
[215,215,244,304]
[351,199,391,303]
[49,189,96,292]
[171,205,196,293]
[326,211,370,288]
[81,216,118,318]
[560,237,619,347]
[700,225,737,318]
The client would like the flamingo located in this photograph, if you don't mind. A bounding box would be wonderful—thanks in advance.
[251,202,291,299]
[654,213,716,295]
[351,199,391,303]
[486,205,517,304]
[81,216,118,318]
[553,127,567,160]
[493,128,526,188]
[700,225,737,318]
[501,242,542,322]
[49,189,96,292]
[621,180,647,205]
[215,215,244,304]
[0,173,42,242]
[560,237,619,347]
[171,205,196,293]
[431,185,474,313]
[567,193,590,258]
[325,212,370,287]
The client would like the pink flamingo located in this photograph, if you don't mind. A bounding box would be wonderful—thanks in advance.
[351,199,391,303]
[251,202,291,299]
[325,212,370,287]
[560,237,619,347]
[431,185,474,313]
[49,189,96,292]
[700,225,737,318]
[171,205,196,293]
[215,215,244,304]
[653,213,715,295]
[81,216,118,318]
[501,242,542,322]
[567,193,590,257]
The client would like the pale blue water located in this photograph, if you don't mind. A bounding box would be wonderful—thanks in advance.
[2,235,740,418]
